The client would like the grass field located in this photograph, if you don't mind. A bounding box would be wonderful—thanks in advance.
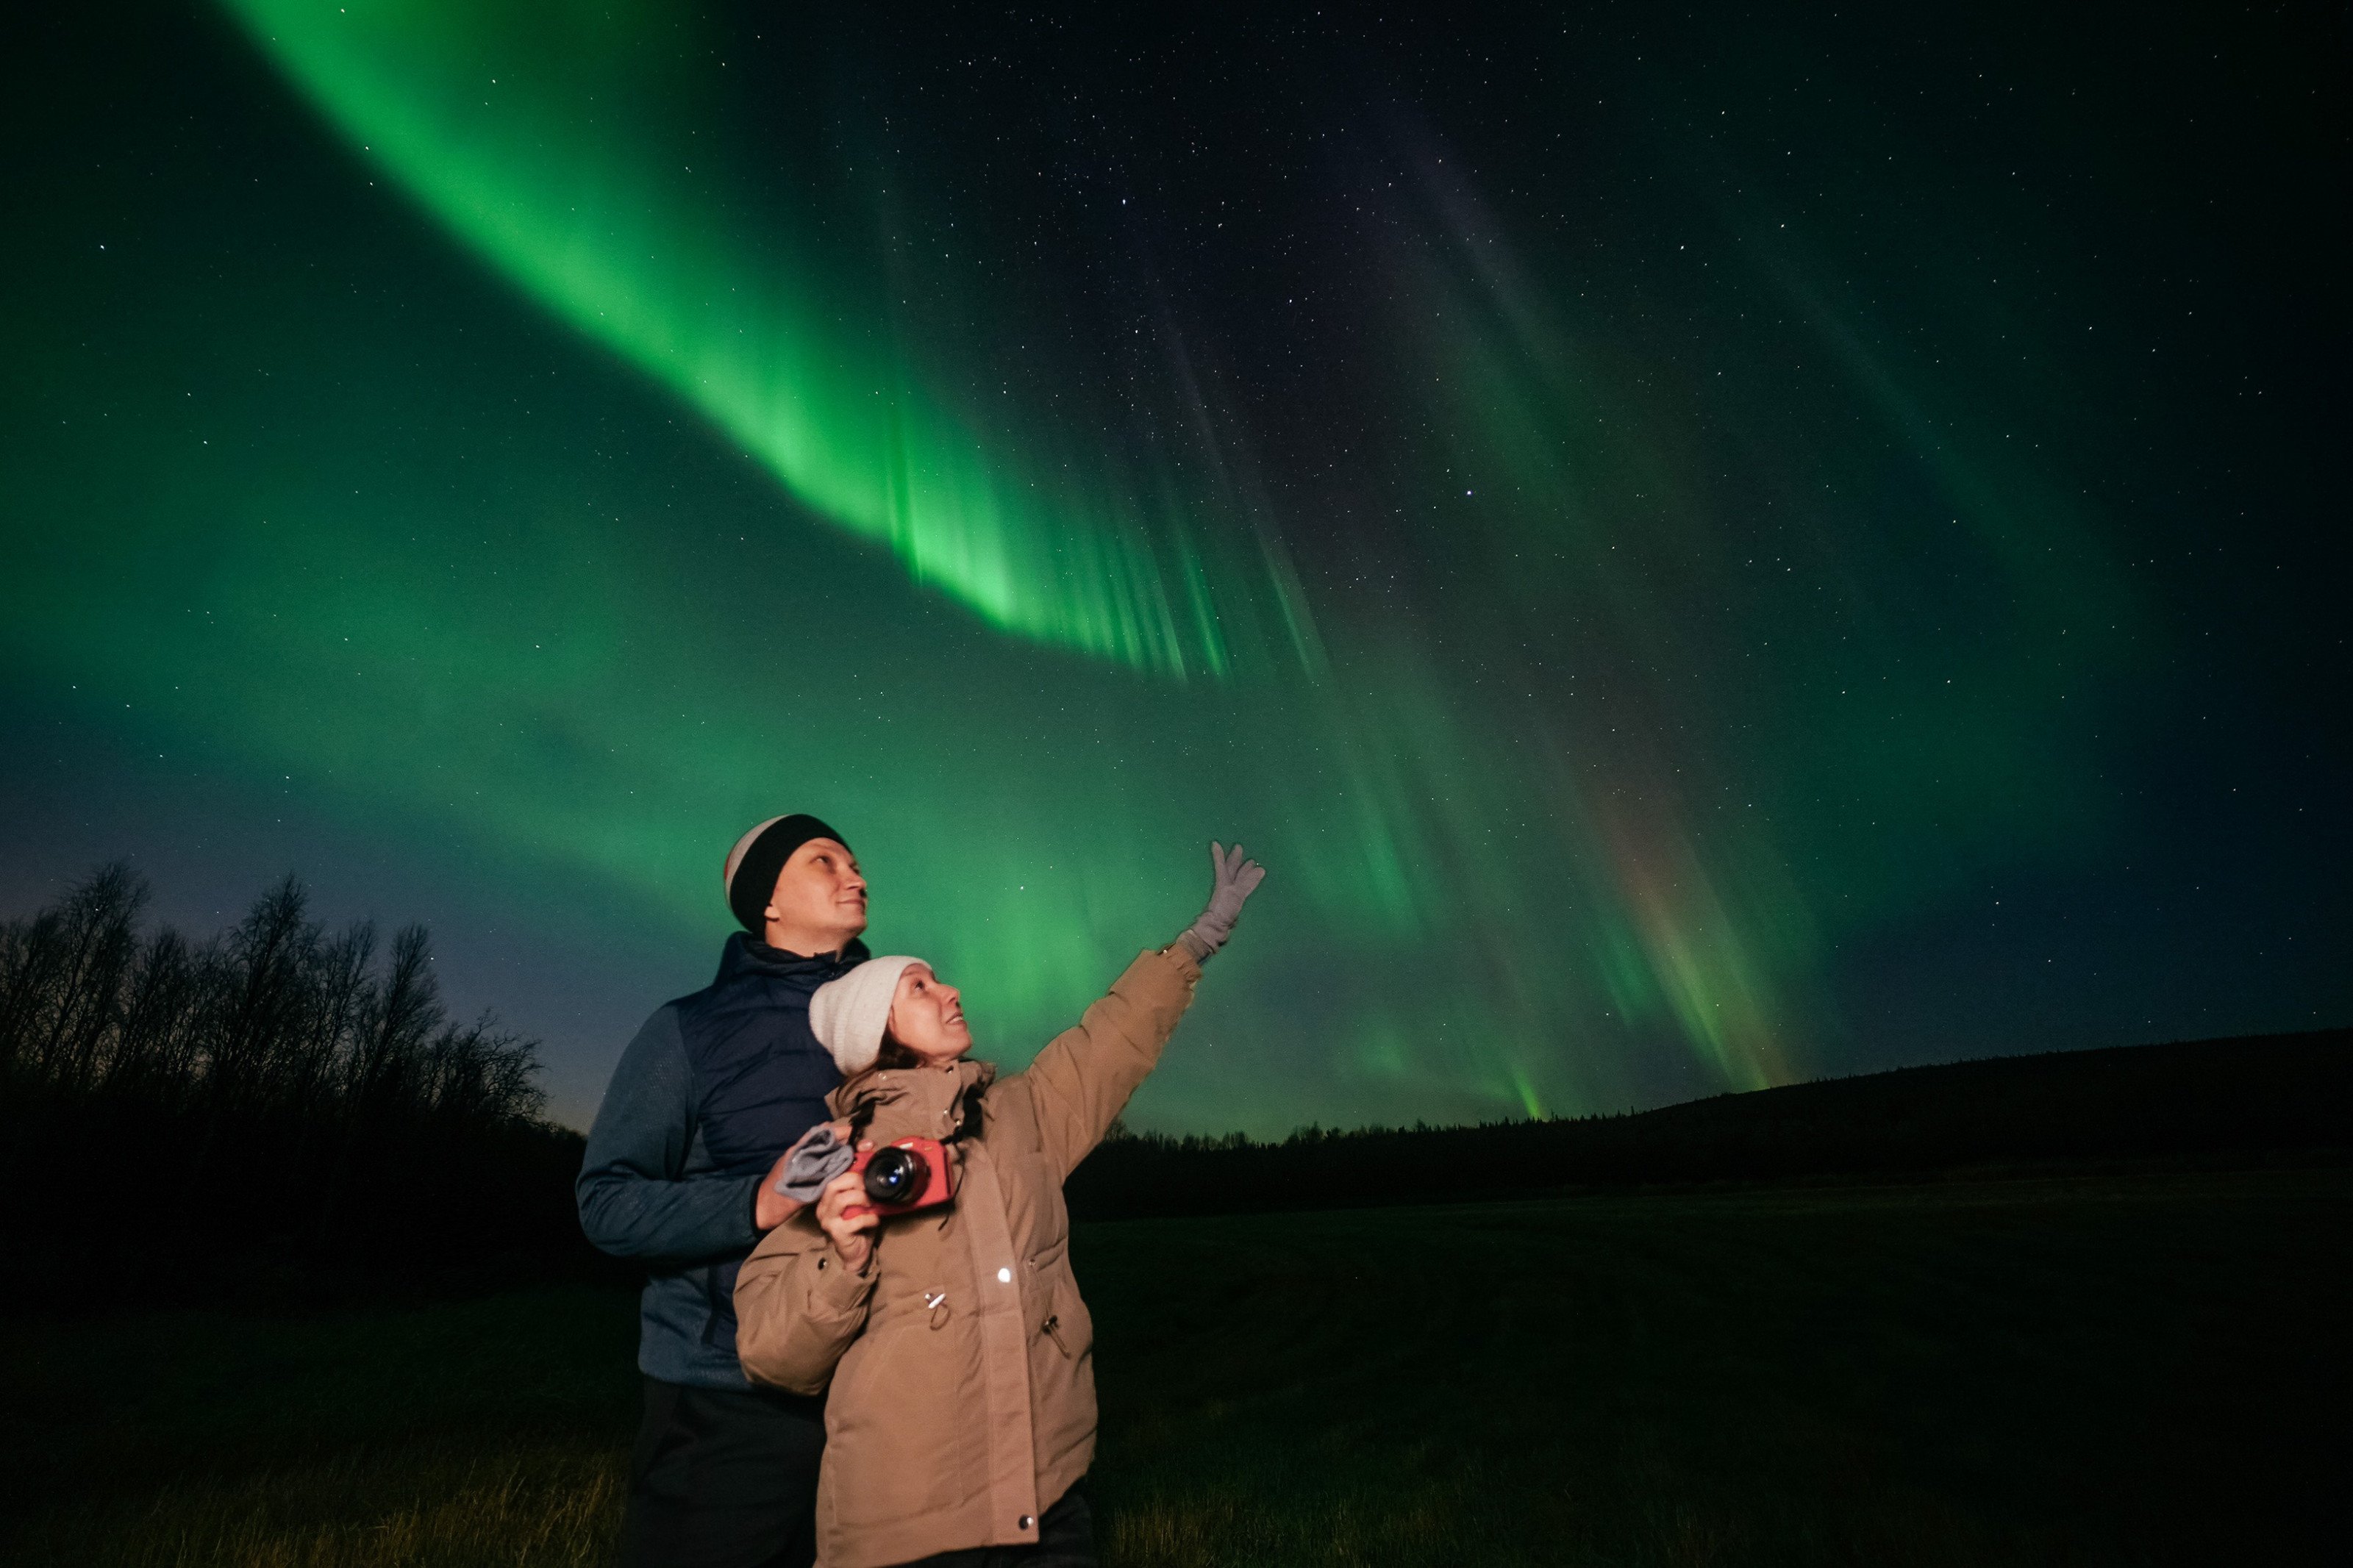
[3,1167,2344,1567]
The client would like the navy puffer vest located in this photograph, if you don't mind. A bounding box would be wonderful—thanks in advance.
[674,934,867,1330]
[577,931,868,1388]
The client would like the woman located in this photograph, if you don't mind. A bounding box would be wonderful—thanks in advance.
[734,842,1265,1568]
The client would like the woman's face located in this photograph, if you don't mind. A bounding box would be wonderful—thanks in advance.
[887,962,971,1062]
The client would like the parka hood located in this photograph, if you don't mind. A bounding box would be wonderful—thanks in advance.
[830,1056,996,1139]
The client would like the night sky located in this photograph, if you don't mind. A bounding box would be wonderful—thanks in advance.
[3,2,2343,1135]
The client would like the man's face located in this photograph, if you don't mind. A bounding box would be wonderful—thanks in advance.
[763,838,868,949]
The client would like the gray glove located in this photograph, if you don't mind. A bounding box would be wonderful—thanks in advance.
[774,1123,857,1204]
[1176,842,1267,962]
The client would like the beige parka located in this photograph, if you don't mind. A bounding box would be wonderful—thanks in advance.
[734,945,1201,1568]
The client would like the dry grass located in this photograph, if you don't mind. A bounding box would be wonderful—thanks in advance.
[12,1442,622,1568]
[1089,1443,2064,1568]
[4,1171,2345,1566]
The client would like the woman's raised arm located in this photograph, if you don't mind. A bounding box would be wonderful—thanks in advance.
[1021,842,1264,1179]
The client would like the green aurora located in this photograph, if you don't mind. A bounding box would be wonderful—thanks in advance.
[3,1,2341,1131]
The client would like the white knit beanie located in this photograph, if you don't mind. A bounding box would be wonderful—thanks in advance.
[809,956,923,1076]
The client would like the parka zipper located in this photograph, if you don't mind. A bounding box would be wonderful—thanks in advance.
[1041,1312,1071,1358]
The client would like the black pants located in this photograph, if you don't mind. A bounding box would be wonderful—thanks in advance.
[622,1375,825,1568]
[894,1483,1095,1568]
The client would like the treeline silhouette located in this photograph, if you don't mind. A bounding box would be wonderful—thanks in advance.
[9,860,2343,1295]
[0,864,595,1303]
[1068,1027,2353,1221]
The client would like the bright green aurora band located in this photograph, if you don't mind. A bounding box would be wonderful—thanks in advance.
[223,1,1323,680]
[5,1,2158,1131]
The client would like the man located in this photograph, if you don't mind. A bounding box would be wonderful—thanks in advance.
[579,813,871,1568]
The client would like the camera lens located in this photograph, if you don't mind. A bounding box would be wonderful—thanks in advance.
[863,1145,929,1206]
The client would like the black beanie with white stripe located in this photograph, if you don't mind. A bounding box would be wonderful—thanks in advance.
[723,814,851,934]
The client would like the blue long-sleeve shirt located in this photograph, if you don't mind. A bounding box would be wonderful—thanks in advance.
[578,932,864,1388]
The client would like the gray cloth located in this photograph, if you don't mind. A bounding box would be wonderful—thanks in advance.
[774,1123,856,1204]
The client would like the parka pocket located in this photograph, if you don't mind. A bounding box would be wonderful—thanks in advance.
[1038,1277,1093,1361]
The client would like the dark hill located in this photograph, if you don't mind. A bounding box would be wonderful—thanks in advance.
[1067,1028,2352,1221]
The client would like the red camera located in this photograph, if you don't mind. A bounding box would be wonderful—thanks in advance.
[846,1137,957,1218]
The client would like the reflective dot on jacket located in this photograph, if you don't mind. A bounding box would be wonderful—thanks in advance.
[1019,1516,1035,1531]
[997,1267,1013,1284]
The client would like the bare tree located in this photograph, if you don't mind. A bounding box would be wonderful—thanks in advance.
[107,927,207,1097]
[4,864,570,1287]
[290,922,377,1119]
[203,876,315,1114]
[346,923,443,1111]
[0,911,54,1075]
[27,865,146,1092]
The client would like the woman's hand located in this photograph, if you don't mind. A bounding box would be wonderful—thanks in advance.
[1176,842,1267,961]
[754,1119,854,1231]
[813,1148,879,1273]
